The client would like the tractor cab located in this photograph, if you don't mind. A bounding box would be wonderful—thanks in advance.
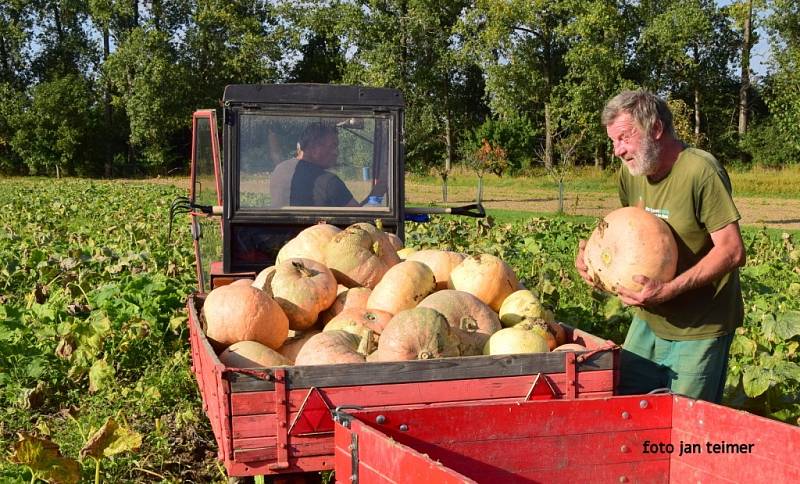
[178,83,481,293]
[183,83,404,292]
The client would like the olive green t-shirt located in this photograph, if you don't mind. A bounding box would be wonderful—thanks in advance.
[618,147,743,340]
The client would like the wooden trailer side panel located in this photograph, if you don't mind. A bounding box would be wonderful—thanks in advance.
[670,395,800,483]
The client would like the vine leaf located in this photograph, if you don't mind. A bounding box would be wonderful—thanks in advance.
[80,418,142,459]
[10,433,80,484]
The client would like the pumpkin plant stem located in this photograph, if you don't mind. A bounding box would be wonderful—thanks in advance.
[94,457,101,484]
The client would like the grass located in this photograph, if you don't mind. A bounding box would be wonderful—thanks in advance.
[410,163,800,199]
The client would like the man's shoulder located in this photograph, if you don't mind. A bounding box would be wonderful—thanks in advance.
[677,148,725,175]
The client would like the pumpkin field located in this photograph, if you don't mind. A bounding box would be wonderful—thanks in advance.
[1,177,799,482]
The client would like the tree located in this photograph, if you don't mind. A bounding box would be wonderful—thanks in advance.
[637,0,739,147]
[462,0,575,169]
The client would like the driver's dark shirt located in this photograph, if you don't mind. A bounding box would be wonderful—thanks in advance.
[270,158,355,207]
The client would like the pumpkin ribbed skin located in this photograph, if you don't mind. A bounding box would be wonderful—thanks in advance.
[324,308,392,338]
[498,289,554,327]
[407,250,466,290]
[368,308,461,362]
[366,260,436,315]
[323,223,400,288]
[276,224,342,265]
[270,258,338,331]
[277,330,320,363]
[294,330,367,365]
[418,290,501,356]
[448,254,520,311]
[219,341,292,368]
[584,207,678,293]
[319,287,372,324]
[202,284,289,352]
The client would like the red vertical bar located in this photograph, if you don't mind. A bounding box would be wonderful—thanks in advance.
[270,368,290,470]
[565,352,577,399]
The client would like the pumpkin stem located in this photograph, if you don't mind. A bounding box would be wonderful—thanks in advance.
[459,316,478,333]
[371,241,382,256]
[418,351,433,360]
[291,261,316,278]
[357,330,376,355]
[374,218,383,231]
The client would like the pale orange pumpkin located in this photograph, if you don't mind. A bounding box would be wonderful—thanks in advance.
[269,258,338,330]
[294,330,368,365]
[366,260,436,315]
[277,330,321,363]
[367,308,461,362]
[318,287,372,324]
[276,223,342,265]
[583,206,678,294]
[418,290,501,356]
[219,341,292,368]
[202,284,289,352]
[448,254,520,311]
[323,223,400,288]
[407,250,466,290]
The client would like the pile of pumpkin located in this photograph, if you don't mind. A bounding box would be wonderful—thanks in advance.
[201,222,586,369]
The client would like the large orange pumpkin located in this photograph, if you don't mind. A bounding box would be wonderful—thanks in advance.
[367,308,461,362]
[583,206,678,293]
[202,284,289,352]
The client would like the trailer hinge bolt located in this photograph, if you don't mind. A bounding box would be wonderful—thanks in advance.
[349,444,356,451]
[621,411,630,420]
[399,424,409,432]
[376,415,386,424]
[619,476,628,483]
[350,475,357,482]
[620,445,629,453]
[639,399,649,409]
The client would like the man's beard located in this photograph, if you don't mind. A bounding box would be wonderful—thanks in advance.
[627,136,661,176]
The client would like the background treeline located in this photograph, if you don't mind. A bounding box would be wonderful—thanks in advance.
[0,0,798,177]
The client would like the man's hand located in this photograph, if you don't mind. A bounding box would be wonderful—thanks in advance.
[575,240,594,285]
[616,275,674,307]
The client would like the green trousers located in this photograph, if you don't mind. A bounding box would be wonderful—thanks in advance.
[617,316,734,403]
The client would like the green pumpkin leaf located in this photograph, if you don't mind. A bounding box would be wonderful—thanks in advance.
[729,334,756,356]
[774,310,800,340]
[88,359,115,393]
[742,366,771,397]
[10,433,80,484]
[80,418,143,459]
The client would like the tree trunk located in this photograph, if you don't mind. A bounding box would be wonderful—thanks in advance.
[738,0,753,137]
[544,102,553,169]
[693,86,701,143]
[103,26,113,177]
[443,113,452,202]
[594,144,604,170]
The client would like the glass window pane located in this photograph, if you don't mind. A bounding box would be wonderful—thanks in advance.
[239,113,392,211]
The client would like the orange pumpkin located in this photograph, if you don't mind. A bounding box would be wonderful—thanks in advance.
[407,250,466,290]
[323,223,400,288]
[202,284,288,352]
[418,290,501,356]
[294,330,368,365]
[269,258,338,330]
[366,261,436,315]
[448,254,520,311]
[276,223,342,265]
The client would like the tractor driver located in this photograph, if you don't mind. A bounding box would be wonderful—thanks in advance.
[270,123,359,208]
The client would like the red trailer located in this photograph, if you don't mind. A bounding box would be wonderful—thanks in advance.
[333,393,800,483]
[187,294,618,478]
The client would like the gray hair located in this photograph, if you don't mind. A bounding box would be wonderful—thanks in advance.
[601,89,676,139]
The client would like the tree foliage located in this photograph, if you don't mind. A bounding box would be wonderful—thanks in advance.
[0,0,798,175]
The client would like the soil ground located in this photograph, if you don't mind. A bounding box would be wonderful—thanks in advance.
[406,182,800,231]
[140,176,800,231]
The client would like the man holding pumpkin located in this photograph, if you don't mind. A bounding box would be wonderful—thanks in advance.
[575,89,746,403]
